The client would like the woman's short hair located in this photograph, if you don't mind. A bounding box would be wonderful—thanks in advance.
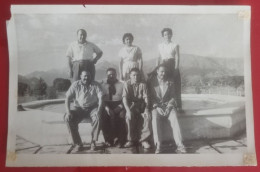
[122,33,134,43]
[161,28,173,37]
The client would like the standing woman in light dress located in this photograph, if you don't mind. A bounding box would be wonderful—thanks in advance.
[119,33,144,81]
[157,28,182,111]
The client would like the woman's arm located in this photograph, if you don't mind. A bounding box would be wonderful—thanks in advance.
[175,45,180,69]
[138,55,143,71]
[119,58,123,80]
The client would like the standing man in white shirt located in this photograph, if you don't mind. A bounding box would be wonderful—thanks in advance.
[66,29,103,82]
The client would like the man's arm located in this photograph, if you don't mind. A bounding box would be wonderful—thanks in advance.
[93,51,103,64]
[67,57,73,78]
[66,43,74,78]
[65,95,71,115]
[64,86,75,120]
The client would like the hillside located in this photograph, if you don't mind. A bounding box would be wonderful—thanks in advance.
[19,54,244,86]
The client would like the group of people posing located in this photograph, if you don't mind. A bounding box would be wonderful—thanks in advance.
[64,28,185,154]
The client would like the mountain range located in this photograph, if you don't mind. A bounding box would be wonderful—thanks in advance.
[19,54,244,86]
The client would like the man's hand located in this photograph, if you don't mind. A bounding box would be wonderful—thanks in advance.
[92,58,97,64]
[96,110,102,121]
[164,107,172,117]
[143,108,151,120]
[107,106,116,118]
[156,107,165,116]
[105,106,111,116]
[64,111,73,121]
[126,110,133,120]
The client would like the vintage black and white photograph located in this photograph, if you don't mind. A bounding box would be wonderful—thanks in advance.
[6,5,255,166]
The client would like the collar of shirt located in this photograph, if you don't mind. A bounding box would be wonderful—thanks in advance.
[79,80,93,89]
[157,77,170,86]
[163,40,173,45]
[77,40,88,45]
[130,81,140,86]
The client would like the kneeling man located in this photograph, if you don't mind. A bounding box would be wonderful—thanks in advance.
[64,70,103,151]
[122,68,152,149]
[148,65,186,154]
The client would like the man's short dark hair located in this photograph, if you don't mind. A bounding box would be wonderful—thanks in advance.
[106,68,117,74]
[161,28,173,37]
[77,29,87,36]
[122,33,134,43]
[129,67,140,74]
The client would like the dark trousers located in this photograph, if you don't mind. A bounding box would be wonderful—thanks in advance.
[125,107,151,143]
[64,106,100,145]
[72,60,95,82]
[101,101,126,145]
[162,59,182,109]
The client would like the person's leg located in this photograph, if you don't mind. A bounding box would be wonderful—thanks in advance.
[168,109,185,149]
[174,69,182,110]
[117,109,126,146]
[101,108,113,145]
[89,107,100,142]
[64,109,84,145]
[151,109,164,152]
[72,61,80,82]
[82,60,95,81]
[124,110,135,147]
[138,112,152,148]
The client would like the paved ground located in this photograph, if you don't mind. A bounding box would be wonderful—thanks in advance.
[16,132,246,154]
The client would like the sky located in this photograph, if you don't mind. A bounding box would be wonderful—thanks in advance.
[13,13,246,75]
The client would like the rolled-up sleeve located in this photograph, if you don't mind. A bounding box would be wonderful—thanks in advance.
[66,82,76,99]
[95,83,104,99]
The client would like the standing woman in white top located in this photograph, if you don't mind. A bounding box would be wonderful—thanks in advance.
[119,33,144,81]
[157,28,182,111]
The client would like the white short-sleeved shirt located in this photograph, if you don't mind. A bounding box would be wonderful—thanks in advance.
[66,80,103,109]
[66,41,102,61]
[118,45,142,63]
[158,42,178,60]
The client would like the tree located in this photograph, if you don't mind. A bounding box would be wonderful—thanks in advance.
[53,78,71,92]
[46,86,57,99]
[18,82,30,96]
[29,77,47,97]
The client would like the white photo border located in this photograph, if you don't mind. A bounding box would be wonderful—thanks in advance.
[6,5,255,167]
